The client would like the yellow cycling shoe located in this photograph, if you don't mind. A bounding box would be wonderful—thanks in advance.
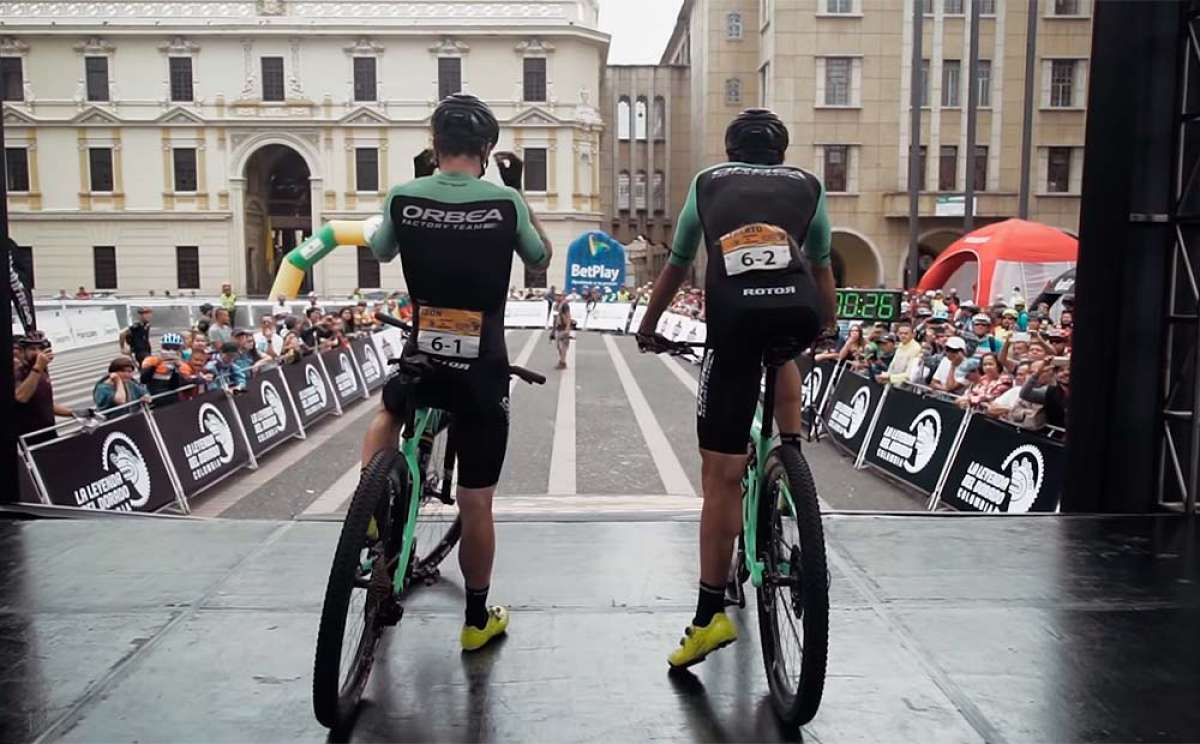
[461,606,509,652]
[668,613,738,669]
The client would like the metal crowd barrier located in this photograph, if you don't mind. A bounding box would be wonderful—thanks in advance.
[14,326,405,516]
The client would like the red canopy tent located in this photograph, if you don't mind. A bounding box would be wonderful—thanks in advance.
[916,218,1078,305]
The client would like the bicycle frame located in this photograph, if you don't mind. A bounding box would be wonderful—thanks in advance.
[390,406,445,595]
[741,362,800,590]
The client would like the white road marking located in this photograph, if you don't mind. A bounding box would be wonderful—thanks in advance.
[547,339,576,495]
[658,353,699,396]
[508,329,540,392]
[602,334,695,497]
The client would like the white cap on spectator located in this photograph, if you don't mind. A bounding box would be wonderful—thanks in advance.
[944,336,967,351]
[972,313,993,324]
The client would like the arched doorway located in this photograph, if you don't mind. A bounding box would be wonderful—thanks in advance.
[243,144,313,297]
[901,228,962,287]
[831,229,883,288]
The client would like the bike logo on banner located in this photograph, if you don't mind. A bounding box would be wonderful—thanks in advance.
[251,381,289,442]
[299,363,329,416]
[876,408,942,474]
[73,432,153,510]
[181,403,237,481]
[360,344,382,385]
[955,443,1045,513]
[829,386,872,439]
[802,367,824,409]
[333,352,359,398]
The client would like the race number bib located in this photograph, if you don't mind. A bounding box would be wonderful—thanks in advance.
[417,306,483,359]
[719,223,790,277]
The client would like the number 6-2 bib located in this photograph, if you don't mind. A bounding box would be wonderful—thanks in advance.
[417,306,483,359]
[719,223,791,277]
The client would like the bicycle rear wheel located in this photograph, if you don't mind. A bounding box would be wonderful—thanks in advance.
[313,448,407,729]
[410,414,461,583]
[754,443,829,729]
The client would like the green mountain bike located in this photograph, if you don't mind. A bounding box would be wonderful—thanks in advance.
[662,337,829,730]
[313,316,545,729]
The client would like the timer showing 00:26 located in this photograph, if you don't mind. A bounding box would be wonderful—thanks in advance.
[834,289,901,321]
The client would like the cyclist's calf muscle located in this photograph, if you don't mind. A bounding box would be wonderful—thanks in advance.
[361,405,402,469]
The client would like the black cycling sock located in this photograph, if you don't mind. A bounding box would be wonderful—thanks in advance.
[465,585,490,630]
[693,581,726,627]
[779,432,805,448]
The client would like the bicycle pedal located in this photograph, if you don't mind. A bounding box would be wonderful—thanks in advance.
[379,600,404,627]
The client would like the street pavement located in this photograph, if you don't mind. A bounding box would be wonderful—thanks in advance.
[177,329,928,519]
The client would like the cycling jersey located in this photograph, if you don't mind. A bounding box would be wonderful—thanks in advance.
[670,161,832,454]
[369,171,547,488]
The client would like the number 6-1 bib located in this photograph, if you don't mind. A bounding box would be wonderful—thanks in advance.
[417,306,483,359]
[719,223,790,277]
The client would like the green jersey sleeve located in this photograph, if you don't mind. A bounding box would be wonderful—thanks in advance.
[510,188,548,267]
[369,189,400,262]
[804,184,832,268]
[668,175,703,268]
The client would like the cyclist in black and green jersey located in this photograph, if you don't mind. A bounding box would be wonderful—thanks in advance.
[276,94,551,652]
[637,109,837,669]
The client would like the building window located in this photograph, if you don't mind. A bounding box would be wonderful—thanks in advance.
[1047,147,1071,192]
[726,11,744,39]
[437,57,461,101]
[939,146,957,191]
[172,148,197,192]
[725,78,742,105]
[176,246,200,289]
[922,0,933,13]
[909,145,927,190]
[93,246,117,290]
[523,147,547,192]
[353,57,377,102]
[634,171,647,211]
[1050,60,1077,107]
[356,245,381,289]
[1053,0,1080,14]
[523,58,546,102]
[944,0,963,14]
[824,58,851,106]
[824,145,849,192]
[2,57,24,101]
[617,170,630,211]
[261,57,285,101]
[5,147,29,192]
[13,245,34,287]
[355,147,379,192]
[85,56,109,102]
[653,170,665,212]
[635,97,648,140]
[89,147,114,192]
[919,59,930,107]
[652,96,666,141]
[976,60,992,107]
[617,97,631,141]
[826,0,853,13]
[973,145,988,190]
[168,57,193,102]
[942,60,961,107]
[979,0,996,14]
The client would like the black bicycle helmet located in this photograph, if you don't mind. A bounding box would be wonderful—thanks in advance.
[724,108,789,164]
[432,93,500,166]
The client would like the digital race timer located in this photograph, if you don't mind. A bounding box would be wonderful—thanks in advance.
[835,289,904,322]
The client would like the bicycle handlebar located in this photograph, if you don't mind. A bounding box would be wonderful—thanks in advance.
[376,313,545,385]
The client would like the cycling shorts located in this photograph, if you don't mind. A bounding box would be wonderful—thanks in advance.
[381,362,509,489]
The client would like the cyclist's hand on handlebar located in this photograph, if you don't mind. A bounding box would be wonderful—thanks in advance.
[413,148,437,178]
[635,331,674,354]
[493,151,524,189]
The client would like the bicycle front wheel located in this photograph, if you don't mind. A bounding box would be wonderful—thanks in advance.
[313,448,404,729]
[754,443,829,729]
[410,413,461,582]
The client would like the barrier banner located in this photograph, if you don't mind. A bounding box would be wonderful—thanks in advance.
[321,348,364,406]
[504,301,549,328]
[19,456,42,504]
[281,355,335,427]
[799,356,839,429]
[29,412,177,512]
[863,386,965,494]
[232,368,302,456]
[372,327,405,366]
[628,304,647,333]
[657,312,691,341]
[352,336,386,391]
[938,416,1065,513]
[585,302,634,332]
[823,371,884,456]
[151,388,250,497]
